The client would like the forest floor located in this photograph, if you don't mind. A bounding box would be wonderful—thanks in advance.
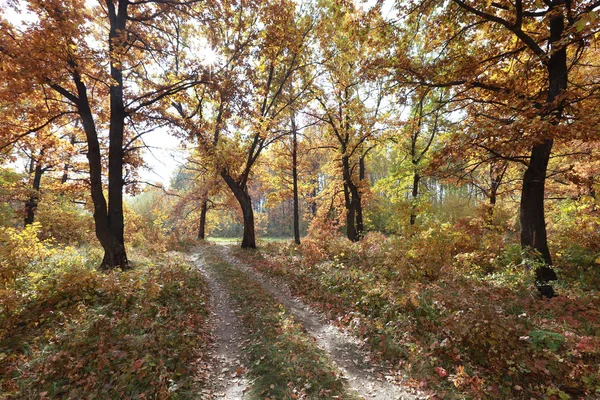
[190,243,424,399]
[2,237,597,399]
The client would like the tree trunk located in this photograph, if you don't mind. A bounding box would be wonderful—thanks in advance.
[520,140,556,279]
[101,236,128,268]
[311,186,318,216]
[344,182,358,242]
[356,156,365,236]
[102,0,129,269]
[410,170,420,226]
[73,67,127,270]
[61,164,69,184]
[488,183,497,223]
[198,200,208,240]
[221,172,256,249]
[24,159,43,226]
[291,118,301,245]
[355,196,364,238]
[520,8,566,296]
[342,155,361,241]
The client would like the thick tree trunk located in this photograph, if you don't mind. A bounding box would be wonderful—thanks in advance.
[101,0,129,269]
[221,172,256,249]
[410,170,420,226]
[520,140,556,277]
[520,8,566,296]
[292,122,301,245]
[198,200,208,240]
[24,159,43,226]
[73,65,127,270]
[101,237,128,268]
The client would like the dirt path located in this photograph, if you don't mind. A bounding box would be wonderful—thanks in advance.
[212,245,423,400]
[190,250,249,399]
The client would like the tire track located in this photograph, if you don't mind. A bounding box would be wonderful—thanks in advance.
[211,244,423,400]
[190,249,249,399]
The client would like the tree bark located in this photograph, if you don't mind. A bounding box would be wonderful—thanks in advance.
[342,155,362,241]
[520,6,566,294]
[520,140,556,280]
[356,155,365,235]
[103,0,129,269]
[291,117,301,245]
[488,183,497,223]
[221,172,256,249]
[198,200,208,240]
[24,158,43,226]
[344,182,358,242]
[410,170,420,226]
[72,69,127,269]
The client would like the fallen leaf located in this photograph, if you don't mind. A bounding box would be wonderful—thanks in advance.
[434,366,448,378]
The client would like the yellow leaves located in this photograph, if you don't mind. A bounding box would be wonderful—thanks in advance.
[0,222,56,270]
[253,116,272,139]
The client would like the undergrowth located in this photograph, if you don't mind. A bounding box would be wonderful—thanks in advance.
[232,228,600,400]
[0,224,211,399]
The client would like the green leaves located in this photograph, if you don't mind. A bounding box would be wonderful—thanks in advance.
[528,330,565,352]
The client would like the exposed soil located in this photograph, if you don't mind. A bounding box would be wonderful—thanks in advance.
[190,249,249,399]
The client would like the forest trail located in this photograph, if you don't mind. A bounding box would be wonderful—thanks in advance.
[191,249,249,399]
[208,244,422,400]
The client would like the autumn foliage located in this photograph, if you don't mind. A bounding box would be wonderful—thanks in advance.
[0,227,211,399]
[0,0,599,399]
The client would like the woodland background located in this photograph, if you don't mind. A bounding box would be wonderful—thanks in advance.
[1,0,599,399]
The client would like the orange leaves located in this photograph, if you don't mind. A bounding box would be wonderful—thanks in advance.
[452,365,484,394]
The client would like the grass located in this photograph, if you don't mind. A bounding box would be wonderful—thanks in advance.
[202,245,356,400]
[207,236,299,245]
